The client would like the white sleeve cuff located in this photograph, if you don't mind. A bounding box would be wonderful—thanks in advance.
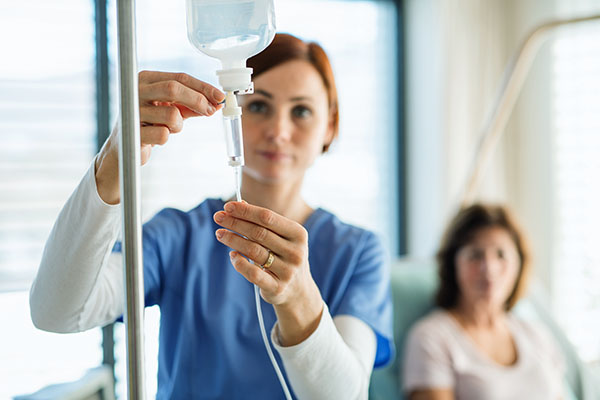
[270,302,329,356]
[87,155,122,211]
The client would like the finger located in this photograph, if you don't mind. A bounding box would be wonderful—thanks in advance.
[139,70,225,105]
[215,228,285,272]
[223,202,307,242]
[153,102,218,120]
[140,80,219,117]
[174,103,213,119]
[229,251,279,289]
[140,105,183,133]
[141,125,170,146]
[213,211,288,255]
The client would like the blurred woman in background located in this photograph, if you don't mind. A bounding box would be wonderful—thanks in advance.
[402,204,564,400]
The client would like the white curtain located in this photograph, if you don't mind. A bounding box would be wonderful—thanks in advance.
[405,0,512,256]
[440,0,513,210]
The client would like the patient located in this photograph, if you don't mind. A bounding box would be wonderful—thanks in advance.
[402,204,565,400]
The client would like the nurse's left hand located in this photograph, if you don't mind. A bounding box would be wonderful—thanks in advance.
[213,201,323,345]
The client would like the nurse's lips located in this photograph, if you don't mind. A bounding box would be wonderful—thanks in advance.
[258,150,290,161]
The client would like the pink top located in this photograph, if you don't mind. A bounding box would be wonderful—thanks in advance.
[402,309,565,400]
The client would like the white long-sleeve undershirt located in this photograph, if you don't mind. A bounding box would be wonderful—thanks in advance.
[29,158,376,399]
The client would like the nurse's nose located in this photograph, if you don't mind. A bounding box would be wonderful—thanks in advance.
[265,110,293,143]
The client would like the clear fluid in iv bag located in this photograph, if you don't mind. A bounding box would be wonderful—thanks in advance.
[186,0,275,69]
[198,35,261,64]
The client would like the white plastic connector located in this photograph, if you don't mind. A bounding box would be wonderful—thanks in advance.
[222,91,242,117]
[217,67,254,94]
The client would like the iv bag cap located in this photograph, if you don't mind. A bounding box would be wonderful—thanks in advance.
[223,105,242,117]
[217,67,254,93]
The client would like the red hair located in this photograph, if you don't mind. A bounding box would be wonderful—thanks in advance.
[247,33,339,152]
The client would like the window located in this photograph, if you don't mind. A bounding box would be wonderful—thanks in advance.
[0,2,96,291]
[0,292,102,399]
[0,1,103,398]
[551,20,600,363]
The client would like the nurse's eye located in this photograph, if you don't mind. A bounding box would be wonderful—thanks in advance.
[246,100,269,114]
[292,105,312,119]
[497,249,505,259]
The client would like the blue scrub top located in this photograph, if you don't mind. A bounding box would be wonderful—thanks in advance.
[114,198,393,399]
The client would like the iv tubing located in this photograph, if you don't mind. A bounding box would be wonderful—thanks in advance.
[254,284,293,400]
[232,133,292,400]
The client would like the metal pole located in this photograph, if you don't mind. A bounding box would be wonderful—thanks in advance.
[116,0,146,399]
[460,14,600,207]
[95,0,110,151]
[95,0,116,389]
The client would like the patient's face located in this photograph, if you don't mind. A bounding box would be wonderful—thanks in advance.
[454,226,521,310]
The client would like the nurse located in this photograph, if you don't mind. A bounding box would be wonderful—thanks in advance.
[30,33,393,399]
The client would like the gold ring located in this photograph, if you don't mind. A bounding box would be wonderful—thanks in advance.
[262,250,275,269]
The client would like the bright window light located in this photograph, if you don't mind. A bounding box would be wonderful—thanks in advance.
[551,23,600,363]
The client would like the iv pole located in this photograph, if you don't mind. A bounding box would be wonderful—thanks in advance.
[116,0,146,398]
[460,14,600,207]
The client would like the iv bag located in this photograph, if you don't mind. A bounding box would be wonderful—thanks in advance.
[186,0,276,70]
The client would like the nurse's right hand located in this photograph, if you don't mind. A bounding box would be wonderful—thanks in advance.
[94,71,225,205]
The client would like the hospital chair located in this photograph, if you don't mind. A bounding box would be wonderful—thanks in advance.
[368,257,600,400]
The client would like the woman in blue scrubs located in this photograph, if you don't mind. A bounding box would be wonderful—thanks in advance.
[30,33,393,399]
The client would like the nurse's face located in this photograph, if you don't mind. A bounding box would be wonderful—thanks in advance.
[239,60,334,184]
[455,226,521,311]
